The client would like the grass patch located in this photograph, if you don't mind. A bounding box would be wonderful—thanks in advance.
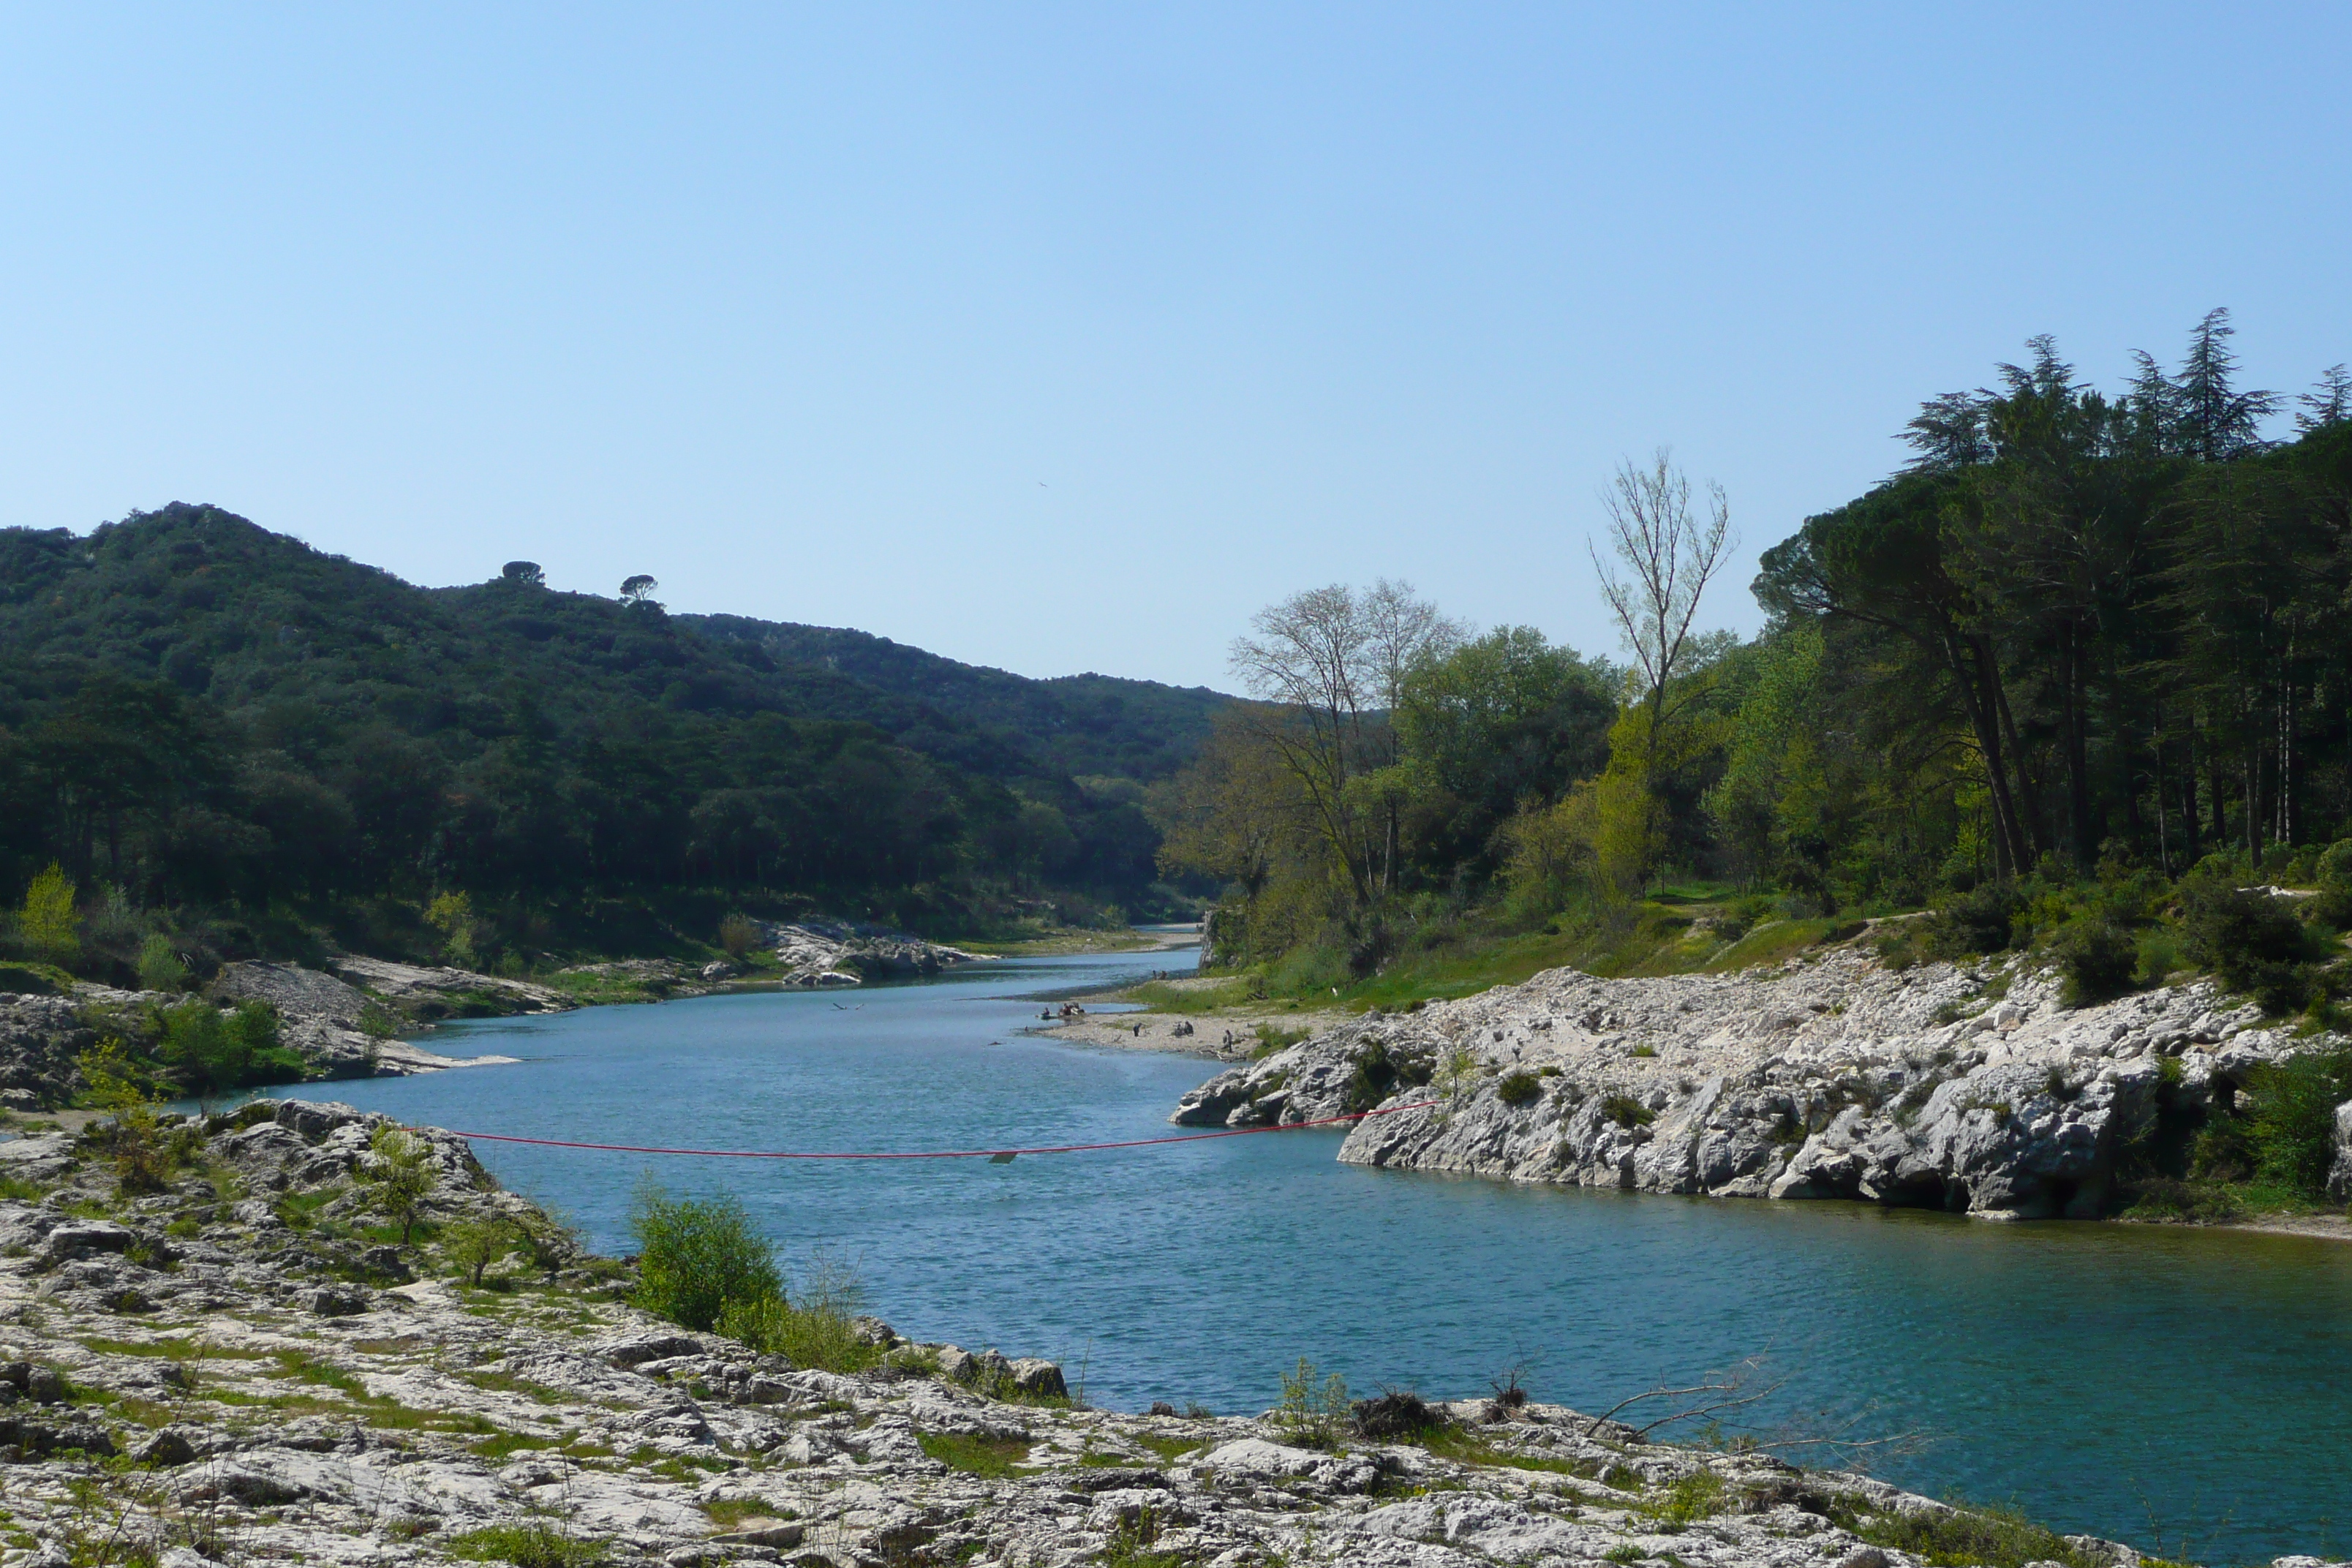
[1698,918,1846,973]
[271,1351,366,1397]
[469,1431,560,1460]
[1128,1433,1207,1466]
[698,1498,796,1529]
[79,1336,263,1361]
[1418,1425,1616,1482]
[1118,978,1254,1014]
[444,1522,607,1567]
[918,1432,1033,1477]
[1855,1500,2107,1568]
[457,1368,573,1404]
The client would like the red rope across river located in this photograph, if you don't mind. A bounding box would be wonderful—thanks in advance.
[449,1100,1441,1161]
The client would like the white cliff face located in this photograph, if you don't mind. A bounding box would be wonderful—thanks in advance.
[1175,951,2337,1221]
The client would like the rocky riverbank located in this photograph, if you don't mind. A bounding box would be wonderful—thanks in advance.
[761,921,990,988]
[7,1097,2300,1568]
[1172,950,2352,1222]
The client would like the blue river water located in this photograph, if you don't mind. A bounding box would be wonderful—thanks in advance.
[252,949,2351,1561]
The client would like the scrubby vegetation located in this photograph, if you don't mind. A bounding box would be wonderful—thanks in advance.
[627,1182,889,1375]
[1161,314,2352,1027]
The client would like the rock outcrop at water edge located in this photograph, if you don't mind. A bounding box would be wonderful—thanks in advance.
[763,919,990,987]
[3,1096,2273,1568]
[0,960,538,1110]
[1172,951,2336,1220]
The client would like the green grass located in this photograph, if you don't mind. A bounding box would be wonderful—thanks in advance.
[78,1336,263,1361]
[1116,978,1256,1014]
[444,1523,606,1567]
[1128,1433,1208,1465]
[467,1432,559,1460]
[1853,1499,2108,1568]
[698,1499,796,1529]
[1184,897,1880,1019]
[271,1351,367,1397]
[918,1432,1033,1477]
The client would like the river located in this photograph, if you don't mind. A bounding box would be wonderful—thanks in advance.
[257,947,2352,1561]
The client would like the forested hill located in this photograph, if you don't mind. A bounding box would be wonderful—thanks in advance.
[685,615,1226,783]
[0,502,1226,974]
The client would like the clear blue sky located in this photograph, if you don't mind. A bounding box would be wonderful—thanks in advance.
[4,4,2347,690]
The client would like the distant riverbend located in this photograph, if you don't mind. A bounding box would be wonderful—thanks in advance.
[274,949,2352,1563]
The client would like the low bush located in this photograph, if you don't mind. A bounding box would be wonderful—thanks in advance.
[628,1183,782,1332]
[2312,840,2352,930]
[155,998,304,1093]
[1855,1499,2106,1568]
[1923,883,2024,959]
[2239,1047,2352,1195]
[715,1258,873,1374]
[2177,874,2323,1013]
[1273,1356,1350,1448]
[1351,1387,1444,1439]
[2051,916,2137,1007]
[1599,1093,1654,1129]
[1495,1070,1542,1107]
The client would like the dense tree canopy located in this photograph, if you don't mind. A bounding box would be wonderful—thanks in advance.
[1169,312,2352,976]
[0,505,1226,976]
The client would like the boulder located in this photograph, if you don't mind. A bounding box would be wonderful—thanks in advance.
[309,1286,372,1317]
[2329,1100,2352,1202]
[1006,1357,1066,1398]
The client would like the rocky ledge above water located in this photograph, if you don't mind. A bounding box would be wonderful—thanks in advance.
[1172,952,2352,1221]
[761,921,990,988]
[10,1097,2316,1568]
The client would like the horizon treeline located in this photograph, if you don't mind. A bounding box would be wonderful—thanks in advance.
[0,505,1215,983]
[1167,311,2352,976]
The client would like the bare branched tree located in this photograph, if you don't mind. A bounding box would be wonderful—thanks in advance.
[1589,450,1736,784]
[1229,581,1461,907]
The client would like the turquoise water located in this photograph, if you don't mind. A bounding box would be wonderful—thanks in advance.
[271,951,2351,1561]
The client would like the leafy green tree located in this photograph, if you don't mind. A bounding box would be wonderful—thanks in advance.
[359,1127,439,1245]
[19,863,78,963]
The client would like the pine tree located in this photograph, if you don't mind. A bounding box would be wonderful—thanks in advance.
[2296,364,2351,433]
[2174,308,2277,461]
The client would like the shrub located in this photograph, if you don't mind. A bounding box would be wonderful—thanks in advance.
[135,935,189,993]
[630,1182,782,1332]
[1496,1070,1542,1107]
[1599,1093,1654,1129]
[1923,883,2023,959]
[717,913,761,960]
[2178,875,2321,1013]
[2313,840,2352,930]
[715,1250,872,1373]
[77,1039,171,1193]
[1345,1041,1398,1112]
[2239,1047,2352,1195]
[1273,1356,1350,1448]
[157,999,301,1093]
[2052,917,2137,1007]
[1351,1387,1444,1439]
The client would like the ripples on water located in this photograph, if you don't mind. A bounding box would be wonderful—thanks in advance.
[268,949,2352,1560]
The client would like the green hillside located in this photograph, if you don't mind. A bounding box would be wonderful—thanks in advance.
[0,503,1224,982]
